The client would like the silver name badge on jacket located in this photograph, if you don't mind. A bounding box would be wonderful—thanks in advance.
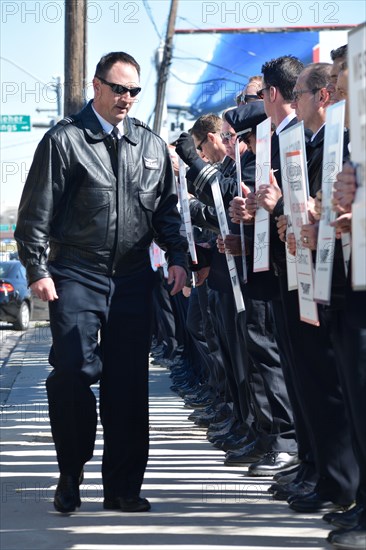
[143,157,159,169]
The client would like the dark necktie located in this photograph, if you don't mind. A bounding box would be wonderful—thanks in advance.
[111,127,119,152]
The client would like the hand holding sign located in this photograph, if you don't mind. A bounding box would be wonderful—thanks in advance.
[256,170,282,214]
[229,182,254,224]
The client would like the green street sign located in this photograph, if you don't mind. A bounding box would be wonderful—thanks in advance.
[0,225,16,231]
[0,115,31,132]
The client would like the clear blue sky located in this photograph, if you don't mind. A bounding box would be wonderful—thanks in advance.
[1,0,365,209]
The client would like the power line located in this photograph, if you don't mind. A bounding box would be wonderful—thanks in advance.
[172,56,249,79]
[174,17,258,79]
[170,71,244,86]
[0,56,48,84]
[142,0,163,39]
[177,15,202,31]
[177,15,253,55]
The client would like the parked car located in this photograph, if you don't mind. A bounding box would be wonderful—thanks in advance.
[0,260,33,330]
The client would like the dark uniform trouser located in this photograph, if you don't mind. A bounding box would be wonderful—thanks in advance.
[331,306,366,525]
[279,278,359,505]
[186,285,226,399]
[272,276,317,479]
[46,263,155,500]
[245,296,297,453]
[208,289,254,430]
[152,268,178,358]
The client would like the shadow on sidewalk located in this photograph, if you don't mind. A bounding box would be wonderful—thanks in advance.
[0,333,331,550]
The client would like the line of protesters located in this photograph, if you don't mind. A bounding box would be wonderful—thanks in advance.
[150,43,365,550]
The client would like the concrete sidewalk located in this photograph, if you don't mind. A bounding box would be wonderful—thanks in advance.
[0,325,332,550]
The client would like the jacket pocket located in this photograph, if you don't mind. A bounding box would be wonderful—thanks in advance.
[64,188,112,248]
[135,190,159,238]
[138,190,156,211]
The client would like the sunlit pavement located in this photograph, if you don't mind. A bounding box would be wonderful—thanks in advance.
[0,325,332,550]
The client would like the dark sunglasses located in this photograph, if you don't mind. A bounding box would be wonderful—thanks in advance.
[220,131,236,142]
[291,88,321,102]
[197,135,208,152]
[96,76,141,98]
[256,86,271,99]
[236,93,259,105]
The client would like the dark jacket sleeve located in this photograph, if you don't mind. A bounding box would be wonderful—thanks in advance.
[189,197,220,233]
[186,152,255,208]
[14,133,67,285]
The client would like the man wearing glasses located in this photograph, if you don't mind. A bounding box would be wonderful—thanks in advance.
[191,113,227,163]
[15,51,187,514]
[236,75,263,106]
[281,61,357,516]
[176,103,299,476]
[254,56,357,514]
[220,110,240,160]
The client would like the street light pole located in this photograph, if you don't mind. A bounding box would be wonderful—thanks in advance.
[153,0,179,136]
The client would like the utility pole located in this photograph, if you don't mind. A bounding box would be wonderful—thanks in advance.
[153,0,179,136]
[64,0,87,116]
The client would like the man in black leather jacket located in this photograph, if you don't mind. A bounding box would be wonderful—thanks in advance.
[14,51,187,514]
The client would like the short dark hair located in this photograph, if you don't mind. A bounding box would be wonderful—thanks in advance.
[95,52,140,78]
[330,45,347,61]
[304,62,332,92]
[261,55,304,101]
[190,114,222,142]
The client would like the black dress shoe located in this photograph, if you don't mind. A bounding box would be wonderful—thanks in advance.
[224,438,256,459]
[272,480,315,501]
[224,442,265,466]
[103,496,151,512]
[248,452,299,477]
[185,396,213,409]
[220,434,249,452]
[272,470,299,486]
[328,524,366,548]
[323,504,363,529]
[54,474,81,513]
[211,432,247,452]
[194,413,225,428]
[188,403,215,420]
[268,474,301,493]
[207,425,236,443]
[194,406,232,428]
[273,464,300,481]
[207,417,235,436]
[289,491,349,513]
[103,497,121,510]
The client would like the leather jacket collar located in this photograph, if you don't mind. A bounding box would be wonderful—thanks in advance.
[79,100,139,145]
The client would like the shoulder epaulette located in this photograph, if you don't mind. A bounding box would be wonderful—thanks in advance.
[133,118,152,131]
[57,115,76,126]
[132,118,166,142]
